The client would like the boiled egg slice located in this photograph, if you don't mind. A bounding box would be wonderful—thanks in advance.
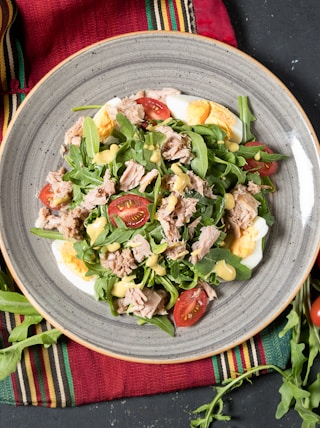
[166,94,243,143]
[230,216,269,270]
[93,97,121,142]
[52,240,96,296]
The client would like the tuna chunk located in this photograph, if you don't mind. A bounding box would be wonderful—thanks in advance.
[107,97,145,125]
[226,184,260,238]
[45,167,73,208]
[35,207,62,230]
[165,241,188,261]
[64,116,84,146]
[186,171,216,198]
[119,160,145,191]
[139,169,159,193]
[198,280,218,301]
[58,207,90,240]
[117,287,168,319]
[157,195,198,243]
[81,170,116,210]
[157,126,193,164]
[130,234,152,263]
[190,225,221,264]
[100,249,137,278]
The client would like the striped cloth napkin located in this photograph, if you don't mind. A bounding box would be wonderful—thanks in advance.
[0,0,291,407]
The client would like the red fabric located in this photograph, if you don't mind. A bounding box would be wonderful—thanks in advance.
[66,340,214,403]
[16,0,150,87]
[16,0,237,87]
[193,0,237,47]
[13,0,237,402]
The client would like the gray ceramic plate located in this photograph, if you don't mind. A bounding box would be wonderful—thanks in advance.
[0,32,319,363]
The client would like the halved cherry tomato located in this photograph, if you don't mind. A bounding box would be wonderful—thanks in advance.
[243,141,278,176]
[108,194,151,228]
[173,287,208,327]
[310,296,320,327]
[39,183,65,210]
[136,97,171,121]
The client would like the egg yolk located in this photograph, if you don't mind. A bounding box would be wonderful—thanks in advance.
[93,104,115,141]
[230,226,258,258]
[61,241,92,280]
[186,100,211,125]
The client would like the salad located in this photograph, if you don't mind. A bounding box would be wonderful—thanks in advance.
[31,88,286,336]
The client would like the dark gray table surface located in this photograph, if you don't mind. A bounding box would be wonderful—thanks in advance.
[1,1,320,427]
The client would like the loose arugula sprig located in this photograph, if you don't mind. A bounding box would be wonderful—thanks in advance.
[190,276,320,428]
[0,269,62,381]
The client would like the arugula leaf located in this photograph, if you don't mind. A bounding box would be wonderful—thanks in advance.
[30,228,64,240]
[0,290,42,316]
[0,329,62,381]
[8,315,43,342]
[238,96,256,143]
[184,131,208,178]
[137,315,175,337]
[83,116,100,158]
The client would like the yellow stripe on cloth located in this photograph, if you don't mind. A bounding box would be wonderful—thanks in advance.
[160,0,170,30]
[226,349,237,378]
[241,340,252,369]
[175,0,185,32]
[35,323,57,407]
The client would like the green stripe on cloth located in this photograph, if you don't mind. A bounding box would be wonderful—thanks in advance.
[0,317,15,404]
[60,339,76,407]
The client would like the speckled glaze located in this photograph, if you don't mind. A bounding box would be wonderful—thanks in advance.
[0,32,319,363]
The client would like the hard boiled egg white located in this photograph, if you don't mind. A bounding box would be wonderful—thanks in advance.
[52,240,96,296]
[166,94,243,143]
[230,216,269,270]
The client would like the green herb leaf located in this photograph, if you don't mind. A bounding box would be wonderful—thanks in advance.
[0,290,41,316]
[8,315,43,342]
[0,329,62,381]
[30,228,64,240]
[185,131,208,178]
[238,95,256,143]
[137,315,175,337]
[83,116,100,158]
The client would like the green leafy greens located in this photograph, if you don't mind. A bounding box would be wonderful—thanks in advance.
[31,94,287,335]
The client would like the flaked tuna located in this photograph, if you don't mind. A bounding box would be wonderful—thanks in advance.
[186,171,216,198]
[64,116,84,146]
[226,184,260,238]
[117,287,168,319]
[107,97,145,125]
[139,169,159,193]
[130,234,152,263]
[157,125,193,164]
[58,207,90,240]
[190,225,221,264]
[119,159,145,191]
[100,249,137,278]
[157,195,198,242]
[81,170,116,210]
[46,167,73,207]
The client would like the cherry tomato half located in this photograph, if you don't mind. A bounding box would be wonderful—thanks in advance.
[39,183,65,210]
[243,142,278,177]
[136,97,171,121]
[310,296,320,327]
[173,287,208,327]
[108,194,151,228]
